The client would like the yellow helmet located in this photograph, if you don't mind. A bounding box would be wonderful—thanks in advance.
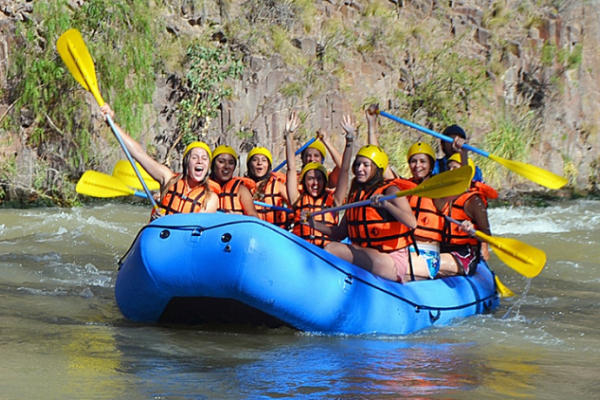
[407,142,436,162]
[300,161,329,183]
[247,146,273,166]
[305,140,327,160]
[184,141,212,162]
[356,145,388,171]
[212,145,238,160]
[448,153,476,180]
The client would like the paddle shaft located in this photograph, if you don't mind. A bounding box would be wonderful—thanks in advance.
[445,216,476,235]
[253,201,292,213]
[273,137,317,172]
[309,189,410,217]
[65,35,159,210]
[379,111,490,158]
[113,188,292,213]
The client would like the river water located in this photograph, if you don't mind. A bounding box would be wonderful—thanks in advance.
[0,200,599,399]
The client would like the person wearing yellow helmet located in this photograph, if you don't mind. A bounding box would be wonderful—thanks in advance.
[99,104,218,216]
[246,145,290,229]
[306,142,423,283]
[438,153,492,276]
[300,129,343,189]
[209,145,258,217]
[285,112,354,248]
[405,140,447,280]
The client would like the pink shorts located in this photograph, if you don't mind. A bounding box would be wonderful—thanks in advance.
[387,247,409,283]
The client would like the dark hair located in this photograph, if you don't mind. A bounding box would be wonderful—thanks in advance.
[301,169,328,199]
[246,156,273,200]
[442,124,466,139]
[210,153,237,183]
[349,161,384,198]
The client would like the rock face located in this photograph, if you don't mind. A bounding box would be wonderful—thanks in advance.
[1,0,599,202]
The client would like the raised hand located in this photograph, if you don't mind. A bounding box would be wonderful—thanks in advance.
[286,110,301,135]
[365,103,379,125]
[340,114,357,141]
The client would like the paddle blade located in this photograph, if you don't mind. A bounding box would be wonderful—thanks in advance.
[475,231,546,278]
[488,154,567,190]
[56,29,104,105]
[494,275,515,298]
[400,166,473,199]
[76,171,136,198]
[57,29,97,92]
[112,160,160,191]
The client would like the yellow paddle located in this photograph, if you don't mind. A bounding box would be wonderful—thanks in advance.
[445,216,546,278]
[495,275,515,298]
[378,110,568,190]
[76,171,148,198]
[112,160,160,191]
[56,29,159,211]
[308,165,473,217]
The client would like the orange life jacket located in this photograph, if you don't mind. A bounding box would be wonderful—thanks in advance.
[346,181,414,252]
[208,179,221,194]
[251,173,290,229]
[292,192,337,248]
[392,177,418,191]
[160,177,210,215]
[470,181,497,205]
[408,195,444,242]
[442,191,481,246]
[217,178,245,215]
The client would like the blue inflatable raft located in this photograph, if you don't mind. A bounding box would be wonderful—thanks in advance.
[116,213,500,335]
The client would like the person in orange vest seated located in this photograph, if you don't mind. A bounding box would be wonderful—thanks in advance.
[100,104,218,218]
[439,153,493,276]
[365,103,418,190]
[246,146,290,229]
[304,145,425,283]
[406,141,447,280]
[209,145,258,217]
[299,128,343,188]
[285,111,354,248]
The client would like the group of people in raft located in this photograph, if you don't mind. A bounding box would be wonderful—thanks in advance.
[100,103,497,284]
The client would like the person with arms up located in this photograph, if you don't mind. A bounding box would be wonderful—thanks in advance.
[285,111,354,248]
[433,124,483,182]
[100,104,218,217]
[304,144,424,283]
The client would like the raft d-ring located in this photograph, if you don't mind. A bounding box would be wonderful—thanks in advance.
[429,309,441,323]
[191,228,203,237]
[344,275,353,285]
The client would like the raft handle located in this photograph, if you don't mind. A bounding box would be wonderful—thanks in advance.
[429,309,441,323]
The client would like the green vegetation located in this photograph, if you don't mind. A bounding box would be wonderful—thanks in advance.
[1,0,586,205]
[176,43,244,146]
[479,107,540,187]
[6,0,167,204]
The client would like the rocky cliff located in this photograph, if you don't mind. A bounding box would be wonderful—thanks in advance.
[0,0,596,205]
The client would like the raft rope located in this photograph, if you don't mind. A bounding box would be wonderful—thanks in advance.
[120,220,499,313]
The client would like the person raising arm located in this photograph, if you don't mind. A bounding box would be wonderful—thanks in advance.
[100,104,218,216]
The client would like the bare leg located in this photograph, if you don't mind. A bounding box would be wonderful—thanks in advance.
[325,242,398,281]
[408,253,439,281]
[437,253,464,277]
